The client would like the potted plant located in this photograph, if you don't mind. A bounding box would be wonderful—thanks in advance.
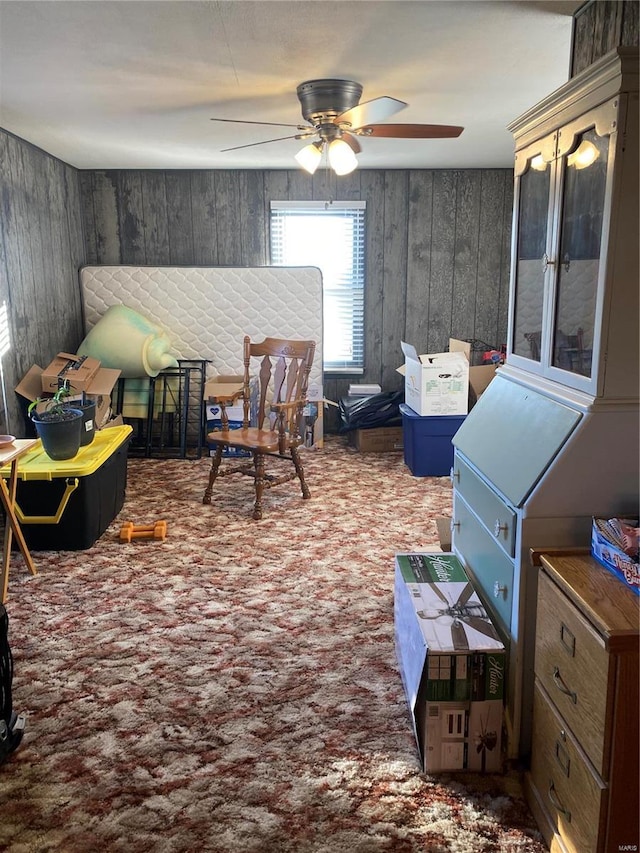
[28,385,84,461]
[74,392,97,447]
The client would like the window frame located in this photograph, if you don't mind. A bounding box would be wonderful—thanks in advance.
[270,200,366,373]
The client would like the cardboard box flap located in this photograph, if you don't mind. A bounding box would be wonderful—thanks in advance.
[401,341,420,363]
[80,368,121,397]
[394,578,428,716]
[469,365,498,398]
[15,365,45,404]
[448,338,472,360]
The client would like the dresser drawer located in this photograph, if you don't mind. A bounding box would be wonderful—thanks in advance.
[453,453,516,557]
[529,681,606,853]
[452,492,513,632]
[535,571,610,775]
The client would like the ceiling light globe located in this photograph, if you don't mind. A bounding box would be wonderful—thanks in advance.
[328,138,358,175]
[295,143,322,174]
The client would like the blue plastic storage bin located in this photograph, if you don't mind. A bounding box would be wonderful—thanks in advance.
[399,403,466,476]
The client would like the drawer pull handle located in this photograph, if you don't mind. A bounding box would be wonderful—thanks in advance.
[560,623,575,656]
[494,582,508,599]
[548,781,571,821]
[553,666,577,704]
[493,520,508,538]
[451,468,459,483]
[555,739,570,777]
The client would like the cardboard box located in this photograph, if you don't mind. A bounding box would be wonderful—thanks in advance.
[40,352,101,394]
[16,364,121,431]
[421,698,504,773]
[206,401,245,427]
[591,518,640,596]
[398,342,469,416]
[349,426,404,452]
[203,374,245,403]
[436,518,452,551]
[394,552,506,773]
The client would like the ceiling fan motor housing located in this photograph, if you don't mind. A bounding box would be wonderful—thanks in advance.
[297,79,363,126]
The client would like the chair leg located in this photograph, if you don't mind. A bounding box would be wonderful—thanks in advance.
[252,452,266,520]
[203,445,224,504]
[291,446,311,500]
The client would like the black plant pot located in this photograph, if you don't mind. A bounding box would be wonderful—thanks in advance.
[73,400,97,447]
[31,408,84,461]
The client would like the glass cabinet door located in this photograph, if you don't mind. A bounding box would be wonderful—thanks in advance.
[511,145,553,365]
[551,127,610,379]
[508,71,630,401]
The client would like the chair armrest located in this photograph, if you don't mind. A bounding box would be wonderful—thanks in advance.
[207,392,245,431]
[271,400,305,413]
[208,391,243,405]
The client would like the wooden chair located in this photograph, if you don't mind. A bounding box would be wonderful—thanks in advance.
[202,336,316,520]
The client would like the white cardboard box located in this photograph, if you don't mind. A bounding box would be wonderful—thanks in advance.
[399,342,469,416]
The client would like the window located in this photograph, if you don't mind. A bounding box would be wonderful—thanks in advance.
[270,200,365,372]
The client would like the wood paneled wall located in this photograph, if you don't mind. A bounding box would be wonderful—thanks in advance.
[571,0,639,76]
[0,130,86,435]
[80,168,513,420]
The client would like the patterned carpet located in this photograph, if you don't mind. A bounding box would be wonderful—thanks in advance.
[0,436,545,852]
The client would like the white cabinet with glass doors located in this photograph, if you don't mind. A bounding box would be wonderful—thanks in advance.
[506,48,638,403]
[450,48,638,761]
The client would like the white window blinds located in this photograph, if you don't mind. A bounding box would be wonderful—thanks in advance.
[270,201,366,372]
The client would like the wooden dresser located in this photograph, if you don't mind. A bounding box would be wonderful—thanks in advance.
[525,550,639,853]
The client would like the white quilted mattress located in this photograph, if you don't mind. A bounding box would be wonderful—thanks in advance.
[513,259,597,357]
[79,265,324,393]
[80,264,325,445]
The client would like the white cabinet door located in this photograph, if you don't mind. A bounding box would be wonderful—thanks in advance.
[507,98,618,397]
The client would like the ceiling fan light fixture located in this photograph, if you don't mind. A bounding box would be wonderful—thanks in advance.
[328,138,358,175]
[295,141,323,174]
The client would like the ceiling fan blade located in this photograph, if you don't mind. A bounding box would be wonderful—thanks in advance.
[338,96,407,129]
[360,123,464,139]
[211,117,310,130]
[342,132,361,154]
[221,132,315,153]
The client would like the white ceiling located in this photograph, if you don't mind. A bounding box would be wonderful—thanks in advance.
[0,0,582,171]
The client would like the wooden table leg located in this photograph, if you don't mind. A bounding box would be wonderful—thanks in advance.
[0,459,37,604]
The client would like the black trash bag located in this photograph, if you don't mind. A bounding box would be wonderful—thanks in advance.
[1,604,26,764]
[338,390,404,433]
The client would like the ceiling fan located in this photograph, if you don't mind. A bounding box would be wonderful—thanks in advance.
[210,79,464,175]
